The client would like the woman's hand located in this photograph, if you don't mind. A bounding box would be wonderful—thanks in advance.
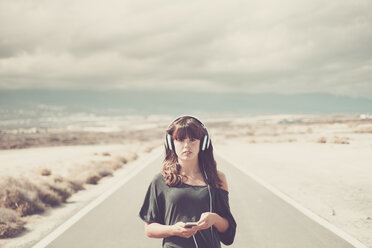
[172,222,199,238]
[197,212,218,230]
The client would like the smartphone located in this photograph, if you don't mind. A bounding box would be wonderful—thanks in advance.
[185,222,198,228]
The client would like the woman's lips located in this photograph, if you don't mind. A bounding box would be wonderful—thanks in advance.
[183,151,192,155]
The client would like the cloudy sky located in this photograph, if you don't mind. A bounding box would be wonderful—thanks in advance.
[0,0,371,98]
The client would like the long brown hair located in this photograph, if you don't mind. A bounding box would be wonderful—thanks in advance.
[161,116,222,188]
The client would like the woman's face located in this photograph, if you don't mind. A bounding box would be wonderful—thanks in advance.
[174,137,200,162]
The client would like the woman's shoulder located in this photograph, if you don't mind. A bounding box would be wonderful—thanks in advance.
[150,172,170,189]
[217,170,229,192]
[153,172,163,180]
[151,172,165,184]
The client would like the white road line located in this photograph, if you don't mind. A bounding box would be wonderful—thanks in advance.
[32,147,162,248]
[216,151,368,248]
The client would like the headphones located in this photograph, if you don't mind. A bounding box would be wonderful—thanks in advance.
[164,115,211,152]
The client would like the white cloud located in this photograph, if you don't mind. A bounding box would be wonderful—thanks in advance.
[0,0,371,98]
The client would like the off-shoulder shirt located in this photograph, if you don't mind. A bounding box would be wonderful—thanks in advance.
[139,173,236,248]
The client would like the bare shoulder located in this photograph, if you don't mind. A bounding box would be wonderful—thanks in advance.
[217,170,228,191]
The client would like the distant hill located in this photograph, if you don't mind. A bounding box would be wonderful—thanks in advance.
[1,90,371,116]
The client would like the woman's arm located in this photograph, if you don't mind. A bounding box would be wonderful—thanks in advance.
[197,170,230,232]
[145,222,174,238]
[197,212,229,233]
[145,222,198,239]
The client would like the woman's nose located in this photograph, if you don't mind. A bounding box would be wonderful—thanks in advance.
[184,140,191,147]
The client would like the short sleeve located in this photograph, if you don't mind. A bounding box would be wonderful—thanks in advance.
[139,175,165,224]
[214,188,237,245]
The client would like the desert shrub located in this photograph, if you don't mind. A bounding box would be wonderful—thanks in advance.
[0,177,45,216]
[354,127,372,133]
[65,179,85,193]
[333,136,350,144]
[101,152,140,171]
[0,207,25,238]
[0,174,84,214]
[317,137,327,143]
[144,146,154,153]
[49,136,60,143]
[84,172,101,185]
[115,155,128,164]
[88,162,113,180]
[41,175,84,202]
[39,168,52,176]
[97,167,113,177]
[20,177,62,207]
[35,184,62,207]
[68,163,97,184]
[103,160,123,170]
[45,183,71,202]
[122,152,138,162]
[68,150,143,185]
[131,153,138,161]
[52,175,64,183]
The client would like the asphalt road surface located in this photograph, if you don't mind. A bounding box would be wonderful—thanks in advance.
[39,154,357,248]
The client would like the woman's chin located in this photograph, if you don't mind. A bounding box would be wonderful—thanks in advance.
[179,154,196,161]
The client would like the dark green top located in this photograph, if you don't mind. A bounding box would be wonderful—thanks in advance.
[139,173,236,248]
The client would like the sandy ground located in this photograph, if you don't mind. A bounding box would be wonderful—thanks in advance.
[0,139,162,248]
[213,117,372,247]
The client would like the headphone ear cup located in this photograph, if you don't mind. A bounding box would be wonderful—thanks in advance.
[206,135,210,150]
[164,134,169,149]
[165,133,173,151]
[201,135,208,151]
[170,136,175,151]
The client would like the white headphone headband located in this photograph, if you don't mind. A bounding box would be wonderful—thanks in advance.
[165,115,210,151]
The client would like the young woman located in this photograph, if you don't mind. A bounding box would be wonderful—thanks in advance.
[139,116,236,248]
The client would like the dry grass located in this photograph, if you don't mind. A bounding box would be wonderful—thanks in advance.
[69,169,100,185]
[115,155,128,164]
[33,183,62,207]
[0,150,135,219]
[132,153,138,160]
[94,164,113,178]
[19,177,62,208]
[68,160,116,185]
[0,177,46,217]
[0,147,141,239]
[40,176,75,202]
[124,152,138,161]
[333,136,350,144]
[317,137,327,143]
[354,127,372,133]
[47,176,84,196]
[29,174,83,206]
[0,173,85,219]
[144,146,154,153]
[38,168,52,176]
[103,154,136,170]
[103,160,124,171]
[84,173,101,185]
[0,207,25,238]
[0,130,164,150]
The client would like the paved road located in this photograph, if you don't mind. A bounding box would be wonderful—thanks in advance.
[40,154,356,248]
